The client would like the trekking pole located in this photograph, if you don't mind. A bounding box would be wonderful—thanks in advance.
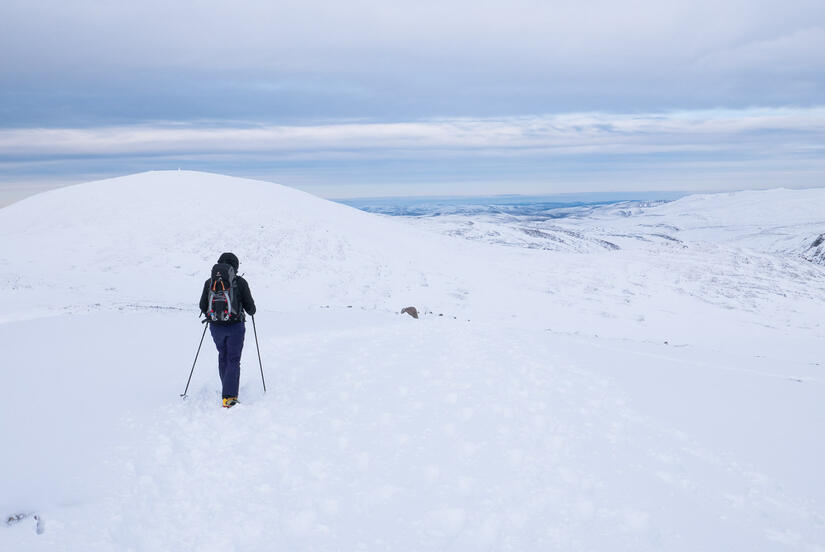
[181,321,208,398]
[252,315,267,392]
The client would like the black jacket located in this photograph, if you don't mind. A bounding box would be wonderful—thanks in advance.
[200,275,256,322]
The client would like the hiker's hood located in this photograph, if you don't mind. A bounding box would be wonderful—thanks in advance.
[217,252,239,271]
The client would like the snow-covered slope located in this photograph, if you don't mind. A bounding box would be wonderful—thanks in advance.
[407,187,825,258]
[2,172,825,551]
[0,171,488,320]
[587,188,825,259]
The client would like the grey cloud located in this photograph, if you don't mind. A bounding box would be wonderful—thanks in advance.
[2,0,824,125]
[1,108,823,197]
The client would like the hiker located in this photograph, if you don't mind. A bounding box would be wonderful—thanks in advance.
[199,252,256,407]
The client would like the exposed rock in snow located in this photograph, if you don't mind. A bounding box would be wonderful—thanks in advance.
[5,513,43,535]
[803,233,825,265]
[401,306,419,319]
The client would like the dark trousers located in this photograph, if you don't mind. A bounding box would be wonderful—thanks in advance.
[209,322,245,398]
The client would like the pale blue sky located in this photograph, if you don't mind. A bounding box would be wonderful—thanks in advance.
[1,0,824,200]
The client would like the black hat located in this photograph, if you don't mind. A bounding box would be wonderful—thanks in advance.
[217,252,239,271]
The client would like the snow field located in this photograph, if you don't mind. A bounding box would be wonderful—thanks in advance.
[4,308,824,550]
[2,171,825,550]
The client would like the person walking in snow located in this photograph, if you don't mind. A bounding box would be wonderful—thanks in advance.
[199,252,256,407]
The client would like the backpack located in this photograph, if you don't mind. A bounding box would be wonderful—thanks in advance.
[207,263,242,323]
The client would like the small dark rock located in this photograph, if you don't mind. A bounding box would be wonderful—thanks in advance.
[401,306,419,319]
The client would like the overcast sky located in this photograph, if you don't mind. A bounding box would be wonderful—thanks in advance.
[1,0,824,199]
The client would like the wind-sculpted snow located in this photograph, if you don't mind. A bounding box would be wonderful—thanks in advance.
[2,172,825,550]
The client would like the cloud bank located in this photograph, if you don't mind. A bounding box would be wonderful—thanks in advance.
[1,108,823,196]
[3,109,824,158]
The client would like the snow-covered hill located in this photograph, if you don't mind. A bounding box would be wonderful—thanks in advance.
[587,188,825,260]
[405,187,825,259]
[0,170,477,319]
[2,172,825,551]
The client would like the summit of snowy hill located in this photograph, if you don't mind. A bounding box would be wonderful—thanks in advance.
[3,172,825,551]
[0,170,496,320]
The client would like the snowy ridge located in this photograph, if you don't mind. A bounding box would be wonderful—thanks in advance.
[2,172,825,550]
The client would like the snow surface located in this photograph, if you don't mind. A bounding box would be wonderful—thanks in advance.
[2,171,824,550]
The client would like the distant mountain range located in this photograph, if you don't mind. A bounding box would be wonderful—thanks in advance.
[337,192,686,218]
